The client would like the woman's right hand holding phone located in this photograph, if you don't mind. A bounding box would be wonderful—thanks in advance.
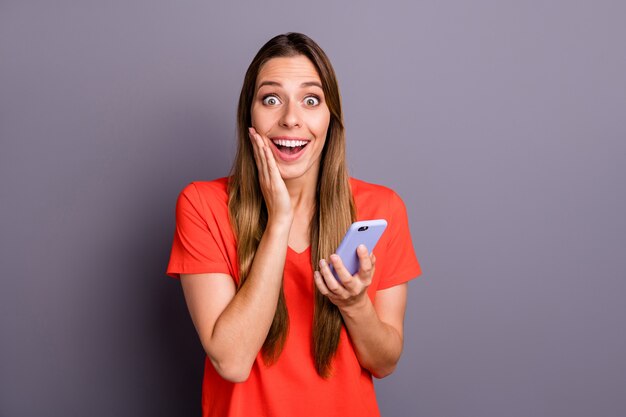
[248,127,293,228]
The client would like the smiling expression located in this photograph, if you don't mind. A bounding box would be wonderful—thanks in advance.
[251,55,331,183]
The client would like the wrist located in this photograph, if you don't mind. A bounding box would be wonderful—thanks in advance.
[265,216,293,235]
[338,295,371,320]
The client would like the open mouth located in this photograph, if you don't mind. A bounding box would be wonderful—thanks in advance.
[271,138,310,156]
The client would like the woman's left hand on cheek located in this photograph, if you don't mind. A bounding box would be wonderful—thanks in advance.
[314,244,376,310]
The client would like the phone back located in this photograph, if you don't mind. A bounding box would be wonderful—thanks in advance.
[331,219,387,280]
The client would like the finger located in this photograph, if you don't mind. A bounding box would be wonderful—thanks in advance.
[256,129,273,149]
[248,127,264,170]
[248,128,262,170]
[329,254,358,292]
[252,130,269,184]
[318,258,346,294]
[313,271,331,296]
[254,130,280,179]
[251,127,271,152]
[356,244,374,279]
[264,145,281,181]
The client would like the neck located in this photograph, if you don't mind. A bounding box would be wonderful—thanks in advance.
[283,169,319,214]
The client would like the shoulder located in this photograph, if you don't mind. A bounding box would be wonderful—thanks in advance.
[179,177,229,203]
[350,177,405,219]
[176,177,230,217]
[350,176,397,195]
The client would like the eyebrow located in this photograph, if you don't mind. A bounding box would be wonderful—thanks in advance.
[257,80,323,90]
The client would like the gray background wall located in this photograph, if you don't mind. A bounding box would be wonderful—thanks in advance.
[1,1,625,416]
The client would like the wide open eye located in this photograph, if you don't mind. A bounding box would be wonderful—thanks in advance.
[304,96,320,106]
[262,95,281,106]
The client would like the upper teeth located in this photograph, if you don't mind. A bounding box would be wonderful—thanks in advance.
[272,139,308,147]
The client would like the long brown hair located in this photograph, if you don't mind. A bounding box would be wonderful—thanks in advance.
[228,32,355,377]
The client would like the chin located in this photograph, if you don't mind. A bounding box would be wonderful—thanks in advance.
[279,169,305,180]
[278,164,313,181]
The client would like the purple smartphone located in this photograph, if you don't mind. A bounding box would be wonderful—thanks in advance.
[330,219,387,281]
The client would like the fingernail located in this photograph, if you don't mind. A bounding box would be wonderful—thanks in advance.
[319,259,326,268]
[330,254,339,262]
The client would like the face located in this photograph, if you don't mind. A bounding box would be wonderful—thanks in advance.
[251,55,331,183]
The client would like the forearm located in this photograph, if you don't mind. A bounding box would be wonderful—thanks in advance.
[208,221,290,379]
[340,297,403,378]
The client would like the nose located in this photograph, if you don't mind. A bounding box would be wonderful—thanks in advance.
[279,100,301,128]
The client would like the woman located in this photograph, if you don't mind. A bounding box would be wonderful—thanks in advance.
[167,32,421,417]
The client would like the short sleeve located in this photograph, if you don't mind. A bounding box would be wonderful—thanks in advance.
[375,191,422,290]
[166,183,232,279]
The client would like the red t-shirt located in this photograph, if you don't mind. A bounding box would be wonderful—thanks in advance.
[167,177,421,417]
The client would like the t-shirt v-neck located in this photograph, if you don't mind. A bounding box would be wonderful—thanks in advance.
[287,245,310,257]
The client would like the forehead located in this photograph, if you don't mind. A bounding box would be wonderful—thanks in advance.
[256,55,321,86]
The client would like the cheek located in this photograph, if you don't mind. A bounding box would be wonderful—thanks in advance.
[251,106,280,129]
[311,112,331,135]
